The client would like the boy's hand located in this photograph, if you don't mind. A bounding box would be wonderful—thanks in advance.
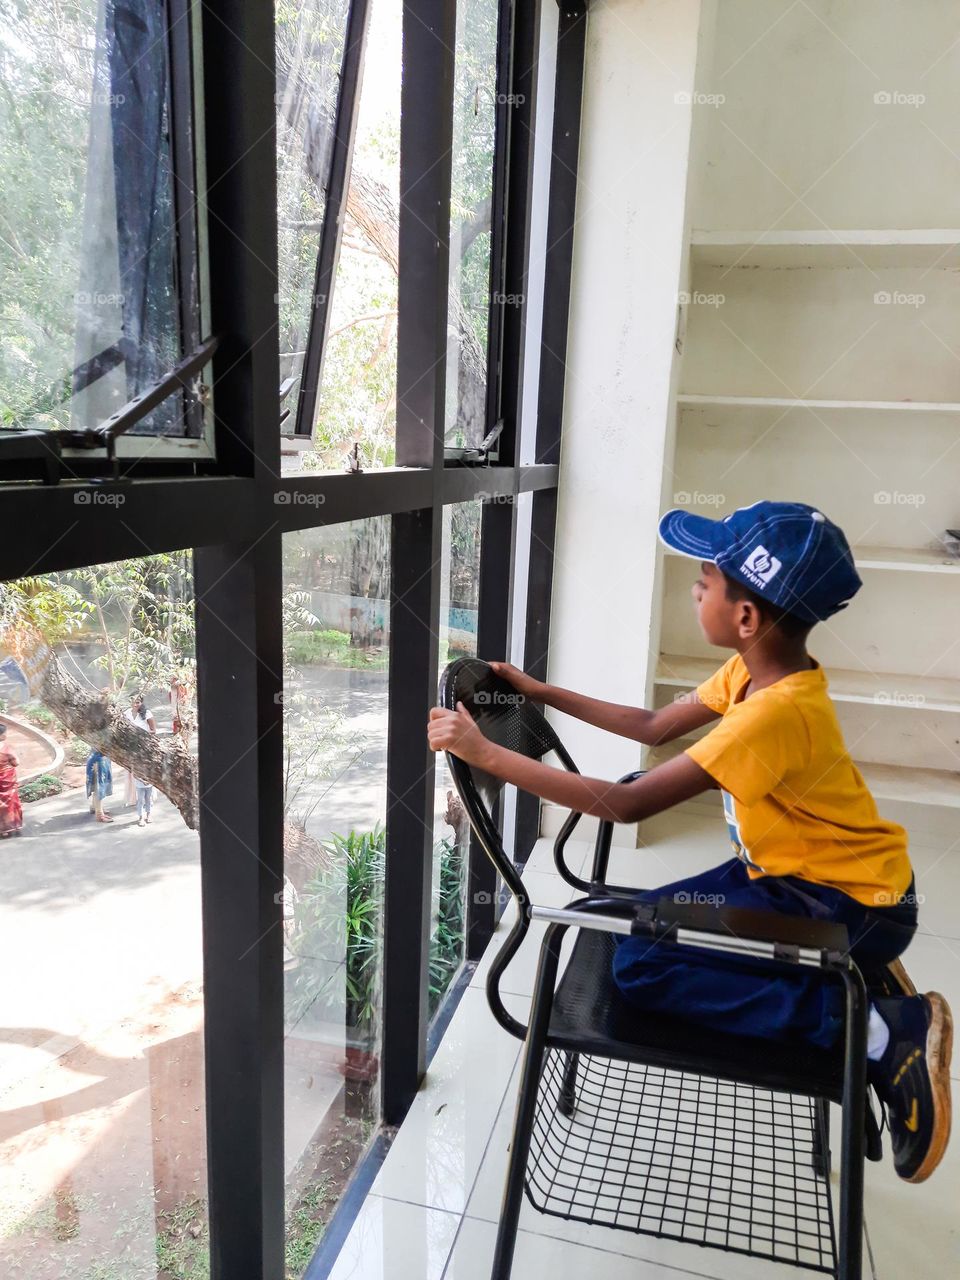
[488,661,543,700]
[428,703,493,768]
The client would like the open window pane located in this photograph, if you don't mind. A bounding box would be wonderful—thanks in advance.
[443,0,499,450]
[0,552,207,1276]
[0,1,201,438]
[282,519,389,1268]
[276,0,352,411]
[293,0,399,472]
[430,500,482,1012]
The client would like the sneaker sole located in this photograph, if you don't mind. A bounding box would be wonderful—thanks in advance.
[907,992,953,1183]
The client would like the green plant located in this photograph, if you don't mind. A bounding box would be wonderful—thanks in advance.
[286,627,388,669]
[65,735,89,766]
[287,824,386,1036]
[429,835,466,1015]
[286,825,467,1035]
[284,1178,332,1277]
[20,773,62,802]
[21,702,58,730]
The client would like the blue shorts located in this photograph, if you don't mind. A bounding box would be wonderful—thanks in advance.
[612,858,917,1049]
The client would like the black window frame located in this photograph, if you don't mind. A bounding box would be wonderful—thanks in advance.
[0,0,587,1274]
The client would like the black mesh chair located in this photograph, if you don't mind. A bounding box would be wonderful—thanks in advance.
[439,658,872,1280]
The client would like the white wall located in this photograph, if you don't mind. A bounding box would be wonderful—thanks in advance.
[544,0,714,841]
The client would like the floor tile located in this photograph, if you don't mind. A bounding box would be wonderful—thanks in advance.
[327,1194,459,1280]
[523,835,592,879]
[861,1117,960,1278]
[465,1059,827,1280]
[370,987,527,1213]
[443,1214,701,1279]
[470,870,586,999]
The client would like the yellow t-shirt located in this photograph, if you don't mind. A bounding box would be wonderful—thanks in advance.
[685,653,912,907]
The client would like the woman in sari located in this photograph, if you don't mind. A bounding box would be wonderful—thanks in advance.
[0,725,23,837]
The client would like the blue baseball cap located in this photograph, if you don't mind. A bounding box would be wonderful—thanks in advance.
[658,500,862,622]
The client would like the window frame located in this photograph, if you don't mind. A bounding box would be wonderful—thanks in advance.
[0,0,587,1274]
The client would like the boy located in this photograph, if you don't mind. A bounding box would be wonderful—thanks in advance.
[427,500,952,1183]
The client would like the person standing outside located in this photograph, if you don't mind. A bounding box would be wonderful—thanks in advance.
[125,693,157,827]
[86,748,113,822]
[0,724,23,837]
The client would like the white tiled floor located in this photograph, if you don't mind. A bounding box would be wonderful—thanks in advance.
[327,809,960,1279]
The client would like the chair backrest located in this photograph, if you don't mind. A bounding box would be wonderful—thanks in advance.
[439,658,580,1036]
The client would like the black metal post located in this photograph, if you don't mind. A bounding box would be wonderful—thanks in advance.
[195,534,285,1280]
[492,0,542,466]
[381,0,457,1124]
[467,497,517,958]
[514,0,586,862]
[195,2,283,1275]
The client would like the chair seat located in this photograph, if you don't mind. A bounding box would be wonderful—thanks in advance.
[547,928,848,1101]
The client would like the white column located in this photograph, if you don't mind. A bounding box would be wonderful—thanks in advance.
[544,0,713,842]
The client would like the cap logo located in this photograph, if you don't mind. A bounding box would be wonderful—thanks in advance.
[740,544,782,589]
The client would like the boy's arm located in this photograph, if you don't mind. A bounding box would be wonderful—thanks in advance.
[427,703,715,824]
[489,661,719,745]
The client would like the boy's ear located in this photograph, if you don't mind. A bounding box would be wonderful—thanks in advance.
[736,597,763,639]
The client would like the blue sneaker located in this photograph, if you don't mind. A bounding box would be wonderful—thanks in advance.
[870,993,953,1182]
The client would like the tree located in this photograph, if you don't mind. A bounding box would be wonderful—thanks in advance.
[0,561,200,826]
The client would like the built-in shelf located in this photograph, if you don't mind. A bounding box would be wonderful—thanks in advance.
[677,393,960,417]
[691,229,960,270]
[655,653,960,715]
[662,543,960,575]
[647,739,960,811]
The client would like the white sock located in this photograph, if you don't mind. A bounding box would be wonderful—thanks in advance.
[867,1003,890,1061]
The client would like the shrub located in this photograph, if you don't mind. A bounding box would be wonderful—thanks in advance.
[21,774,63,802]
[285,824,467,1036]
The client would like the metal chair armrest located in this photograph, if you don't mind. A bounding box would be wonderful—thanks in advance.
[553,770,648,896]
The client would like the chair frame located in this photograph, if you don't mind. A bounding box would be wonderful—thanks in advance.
[439,658,870,1280]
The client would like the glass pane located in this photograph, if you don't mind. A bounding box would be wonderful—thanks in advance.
[282,519,390,1271]
[287,0,400,473]
[0,1,197,437]
[431,501,482,1013]
[0,553,207,1276]
[276,0,352,408]
[444,0,499,449]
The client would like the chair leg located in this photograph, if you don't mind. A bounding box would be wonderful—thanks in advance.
[491,925,564,1280]
[812,1097,831,1180]
[837,968,868,1280]
[558,1052,579,1118]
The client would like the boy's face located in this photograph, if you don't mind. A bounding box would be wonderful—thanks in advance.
[692,561,743,646]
